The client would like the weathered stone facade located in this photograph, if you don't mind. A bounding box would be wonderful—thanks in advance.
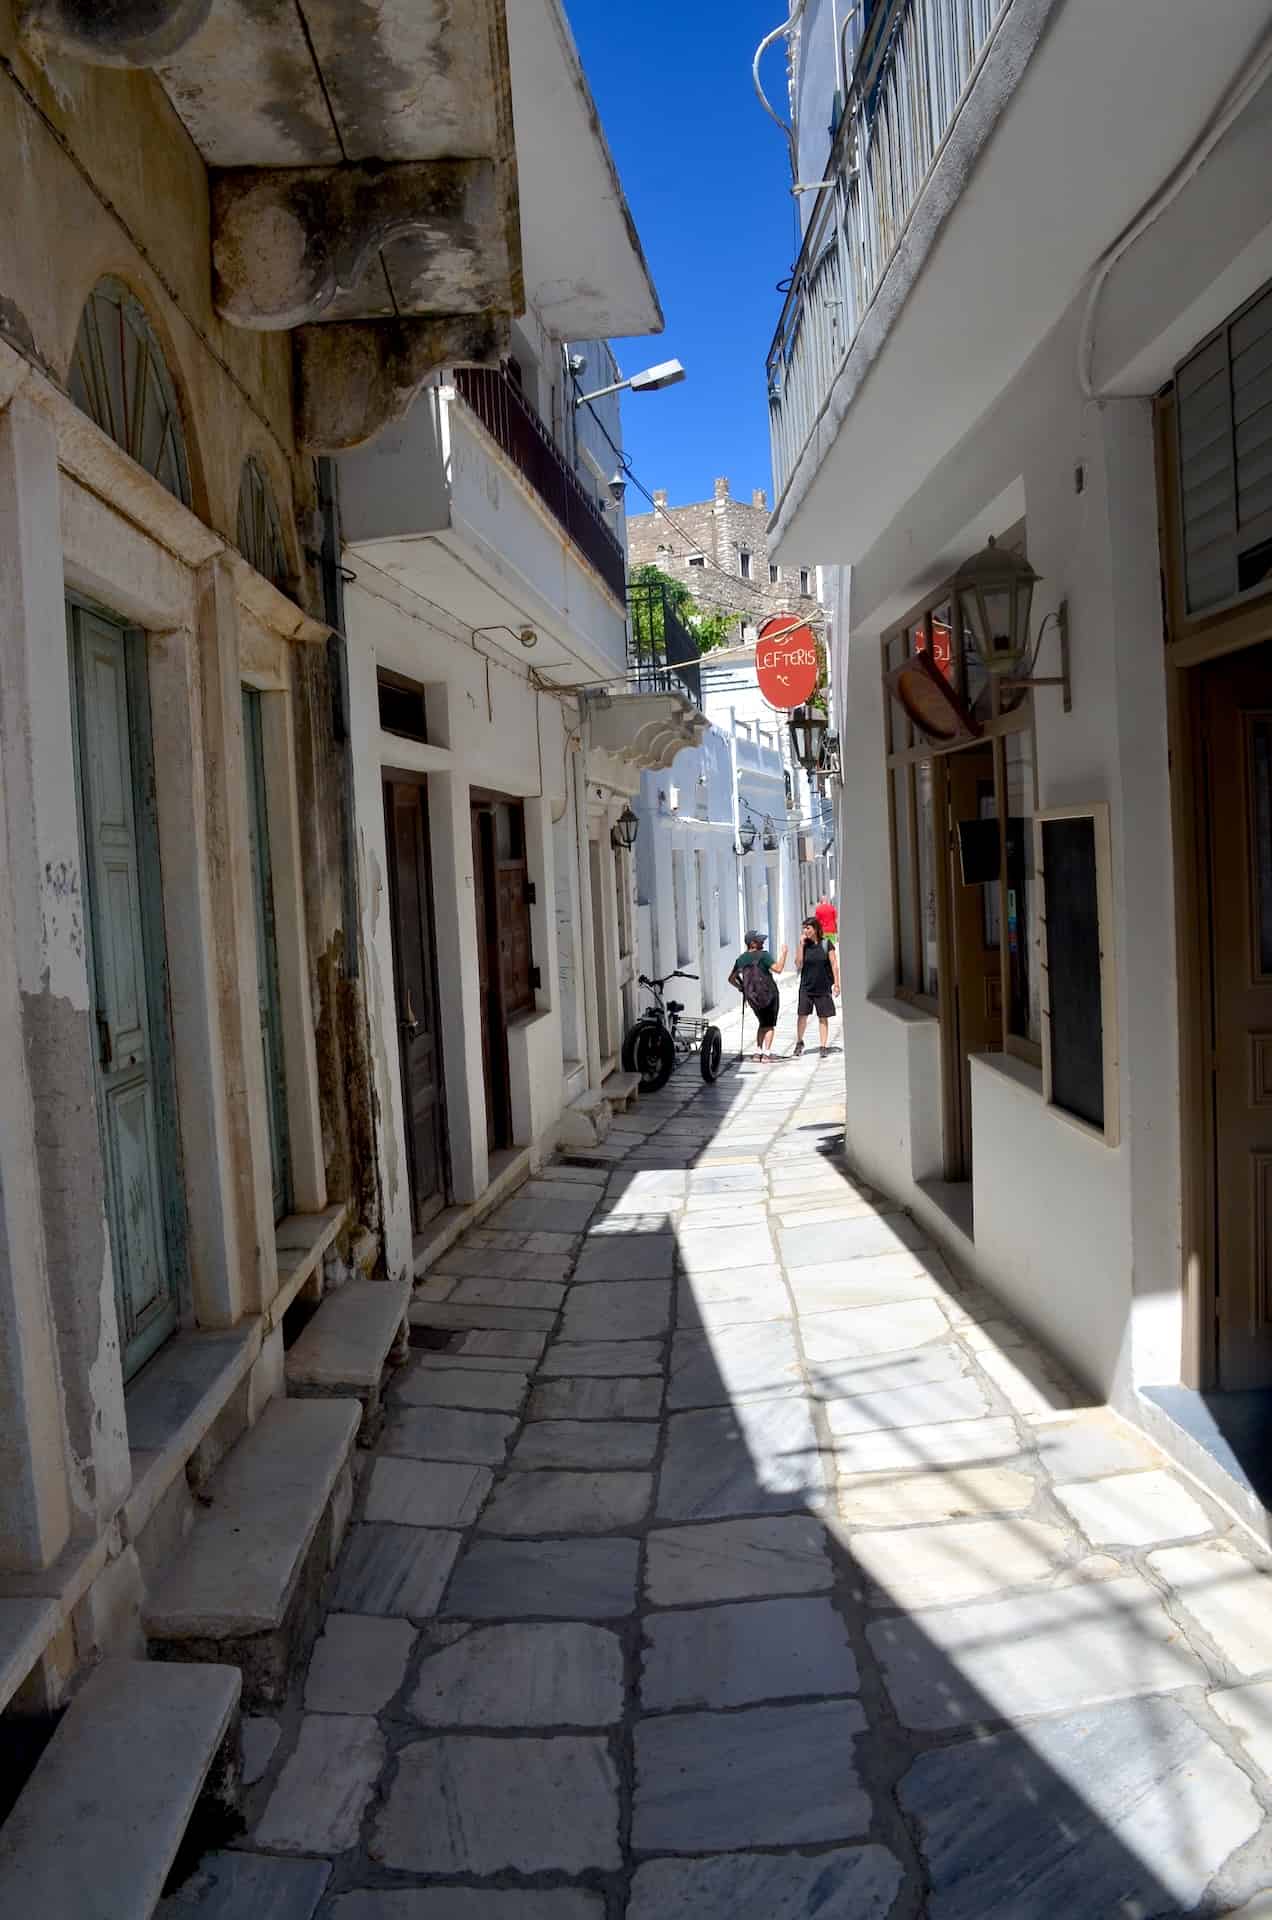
[628,477,821,637]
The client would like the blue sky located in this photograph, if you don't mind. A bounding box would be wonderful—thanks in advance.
[565,0,798,512]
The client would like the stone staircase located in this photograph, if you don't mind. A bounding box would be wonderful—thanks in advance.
[0,1658,239,1920]
[144,1397,359,1708]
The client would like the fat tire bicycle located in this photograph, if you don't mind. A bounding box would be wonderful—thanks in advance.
[621,970,725,1092]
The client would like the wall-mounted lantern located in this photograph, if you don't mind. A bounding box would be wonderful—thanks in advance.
[951,537,1070,709]
[788,703,828,772]
[610,805,640,852]
[762,817,779,851]
[738,818,759,854]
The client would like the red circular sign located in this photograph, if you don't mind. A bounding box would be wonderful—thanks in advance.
[755,615,820,710]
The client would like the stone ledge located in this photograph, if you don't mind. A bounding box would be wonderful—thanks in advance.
[286,1278,410,1407]
[0,1657,240,1920]
[123,1325,259,1547]
[0,1596,61,1717]
[268,1204,350,1332]
[144,1399,359,1705]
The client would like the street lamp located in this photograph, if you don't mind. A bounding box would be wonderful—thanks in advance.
[762,817,779,851]
[610,805,640,852]
[738,818,759,854]
[950,537,1071,709]
[788,704,828,772]
[574,359,687,406]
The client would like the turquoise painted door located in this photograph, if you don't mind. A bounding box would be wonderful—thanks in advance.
[242,688,292,1224]
[69,603,181,1379]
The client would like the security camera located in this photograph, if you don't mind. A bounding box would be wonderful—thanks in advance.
[607,471,627,505]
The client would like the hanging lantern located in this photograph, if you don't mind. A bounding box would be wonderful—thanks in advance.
[951,536,1040,676]
[610,804,639,851]
[738,818,759,854]
[788,704,828,771]
[762,817,779,851]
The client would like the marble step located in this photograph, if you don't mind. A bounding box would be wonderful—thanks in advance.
[144,1398,359,1707]
[559,1086,613,1148]
[0,1657,239,1920]
[602,1069,642,1111]
[285,1276,410,1427]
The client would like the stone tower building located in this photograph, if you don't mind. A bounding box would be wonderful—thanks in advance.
[627,476,821,638]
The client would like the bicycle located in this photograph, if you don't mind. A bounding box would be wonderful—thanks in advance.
[621,970,725,1091]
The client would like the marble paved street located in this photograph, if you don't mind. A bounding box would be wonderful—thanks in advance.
[165,1006,1272,1919]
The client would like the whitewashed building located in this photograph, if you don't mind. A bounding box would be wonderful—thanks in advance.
[335,0,701,1271]
[767,0,1272,1533]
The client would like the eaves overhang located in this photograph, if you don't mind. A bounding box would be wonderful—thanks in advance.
[588,692,710,772]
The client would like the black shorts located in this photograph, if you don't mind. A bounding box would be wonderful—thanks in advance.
[754,996,779,1031]
[798,990,835,1019]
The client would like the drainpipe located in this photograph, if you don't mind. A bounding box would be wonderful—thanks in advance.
[574,699,604,1092]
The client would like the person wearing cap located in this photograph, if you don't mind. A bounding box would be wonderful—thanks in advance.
[728,930,788,1061]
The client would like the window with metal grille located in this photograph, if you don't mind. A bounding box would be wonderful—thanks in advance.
[69,278,191,506]
[1176,277,1272,616]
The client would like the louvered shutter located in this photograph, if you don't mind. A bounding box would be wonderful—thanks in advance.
[1177,279,1272,616]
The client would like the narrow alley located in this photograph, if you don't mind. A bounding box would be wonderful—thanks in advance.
[164,999,1272,1919]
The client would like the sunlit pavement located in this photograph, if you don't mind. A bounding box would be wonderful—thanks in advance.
[165,992,1272,1919]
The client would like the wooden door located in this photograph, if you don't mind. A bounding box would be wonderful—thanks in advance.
[242,689,291,1224]
[1203,644,1272,1387]
[70,604,182,1379]
[385,779,448,1232]
[945,745,1001,1178]
[471,803,511,1150]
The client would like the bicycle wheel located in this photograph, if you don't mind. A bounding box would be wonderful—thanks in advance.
[699,1024,723,1082]
[623,1022,675,1092]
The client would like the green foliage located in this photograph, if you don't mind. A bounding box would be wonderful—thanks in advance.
[630,563,739,657]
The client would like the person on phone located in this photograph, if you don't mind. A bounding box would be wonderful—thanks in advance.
[793,915,839,1057]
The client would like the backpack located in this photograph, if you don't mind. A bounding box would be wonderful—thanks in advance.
[739,962,778,1014]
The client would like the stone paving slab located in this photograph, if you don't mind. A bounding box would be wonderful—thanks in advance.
[641,1596,859,1709]
[443,1539,639,1618]
[446,1277,566,1310]
[537,1339,663,1376]
[976,1344,1073,1417]
[677,1224,775,1273]
[410,1622,624,1726]
[632,1699,870,1850]
[364,1457,492,1528]
[255,1714,385,1854]
[1212,1680,1272,1782]
[304,1615,415,1715]
[527,1375,663,1421]
[869,1574,1210,1729]
[484,1193,600,1234]
[436,1331,548,1362]
[834,1415,1024,1477]
[788,1252,954,1313]
[571,1236,676,1281]
[156,1852,330,1918]
[837,1465,1038,1527]
[898,1695,1263,1918]
[331,1893,604,1919]
[1053,1468,1213,1546]
[645,1515,835,1604]
[1031,1408,1163,1479]
[677,1202,770,1232]
[801,1297,950,1364]
[394,1366,529,1412]
[780,1213,929,1265]
[1148,1540,1272,1674]
[479,1469,653,1535]
[384,1406,515,1465]
[461,1229,581,1254]
[371,1735,620,1873]
[511,1419,659,1470]
[435,1248,574,1282]
[626,1845,905,1920]
[559,1280,671,1341]
[825,1375,991,1436]
[657,1396,828,1521]
[806,1340,968,1400]
[331,1525,461,1617]
[676,1267,790,1330]
[412,1301,557,1334]
[851,1516,1072,1607]
[667,1320,804,1409]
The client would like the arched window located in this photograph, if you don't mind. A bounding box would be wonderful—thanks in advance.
[236,456,289,592]
[70,279,191,507]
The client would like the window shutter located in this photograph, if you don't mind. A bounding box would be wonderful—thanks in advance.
[1177,278,1272,615]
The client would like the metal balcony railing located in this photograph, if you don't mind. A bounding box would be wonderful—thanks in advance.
[767,0,1005,506]
[627,580,702,707]
[453,366,628,605]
